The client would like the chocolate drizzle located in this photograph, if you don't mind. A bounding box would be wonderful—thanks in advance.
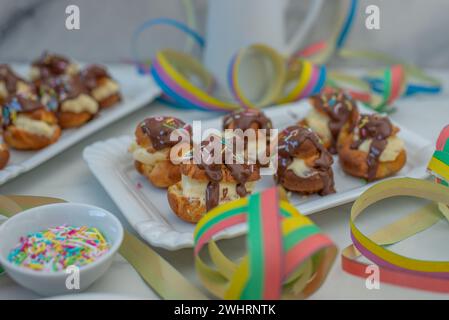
[0,65,33,97]
[0,65,21,94]
[194,136,257,211]
[223,109,272,131]
[32,52,73,79]
[81,65,111,91]
[310,91,358,154]
[351,114,393,181]
[277,125,335,195]
[140,116,189,150]
[39,75,88,106]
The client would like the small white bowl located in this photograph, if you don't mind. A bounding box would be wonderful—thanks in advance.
[0,203,124,297]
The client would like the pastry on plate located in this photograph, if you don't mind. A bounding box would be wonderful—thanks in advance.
[129,116,191,188]
[2,95,61,150]
[0,143,10,169]
[39,75,99,128]
[300,91,359,154]
[223,109,273,165]
[0,64,36,105]
[81,65,121,108]
[338,114,406,181]
[276,125,335,196]
[168,134,260,223]
[30,52,78,83]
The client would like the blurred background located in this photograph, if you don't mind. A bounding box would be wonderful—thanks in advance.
[0,0,448,67]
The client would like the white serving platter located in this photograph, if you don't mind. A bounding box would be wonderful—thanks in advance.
[83,101,433,250]
[0,64,160,186]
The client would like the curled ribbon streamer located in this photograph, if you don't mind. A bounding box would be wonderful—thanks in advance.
[132,18,326,111]
[428,125,449,183]
[194,187,337,299]
[342,178,449,293]
[295,0,441,111]
[427,125,449,219]
[133,0,440,112]
[131,17,205,74]
[151,49,235,111]
[228,45,287,109]
[151,44,326,111]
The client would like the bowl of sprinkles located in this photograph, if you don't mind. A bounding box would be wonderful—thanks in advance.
[0,203,123,296]
[8,225,110,272]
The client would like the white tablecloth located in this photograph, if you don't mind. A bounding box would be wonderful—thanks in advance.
[1,70,449,300]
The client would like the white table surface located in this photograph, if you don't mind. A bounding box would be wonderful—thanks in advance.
[1,70,449,300]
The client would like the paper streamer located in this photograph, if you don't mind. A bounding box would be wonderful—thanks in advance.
[341,178,449,293]
[427,125,449,219]
[293,0,441,112]
[132,18,327,111]
[0,195,208,300]
[194,187,337,299]
[132,0,441,112]
[428,125,449,183]
[152,45,328,111]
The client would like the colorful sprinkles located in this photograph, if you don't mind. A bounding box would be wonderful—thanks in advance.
[7,225,110,272]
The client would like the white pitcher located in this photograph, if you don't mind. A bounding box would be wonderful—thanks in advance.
[203,0,323,90]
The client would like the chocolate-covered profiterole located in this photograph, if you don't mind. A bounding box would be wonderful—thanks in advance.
[277,125,335,195]
[193,136,258,211]
[139,116,190,150]
[31,52,76,80]
[350,114,393,181]
[223,109,272,131]
[2,95,45,128]
[309,91,358,153]
[80,65,121,108]
[2,93,61,150]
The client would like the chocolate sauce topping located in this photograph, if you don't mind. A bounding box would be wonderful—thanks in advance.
[3,95,44,113]
[0,65,20,94]
[350,114,393,181]
[81,65,111,91]
[140,116,189,151]
[194,135,257,211]
[310,91,358,154]
[0,65,31,96]
[277,125,335,195]
[2,94,45,128]
[40,74,88,105]
[32,52,72,78]
[223,109,272,131]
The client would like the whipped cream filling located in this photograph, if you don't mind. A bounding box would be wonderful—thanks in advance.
[16,81,33,96]
[91,79,120,101]
[305,108,332,141]
[181,175,255,204]
[61,94,99,114]
[129,141,169,165]
[287,158,316,178]
[357,136,405,162]
[14,115,57,138]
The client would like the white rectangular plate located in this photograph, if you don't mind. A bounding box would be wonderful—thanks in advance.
[0,64,160,185]
[83,101,433,250]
